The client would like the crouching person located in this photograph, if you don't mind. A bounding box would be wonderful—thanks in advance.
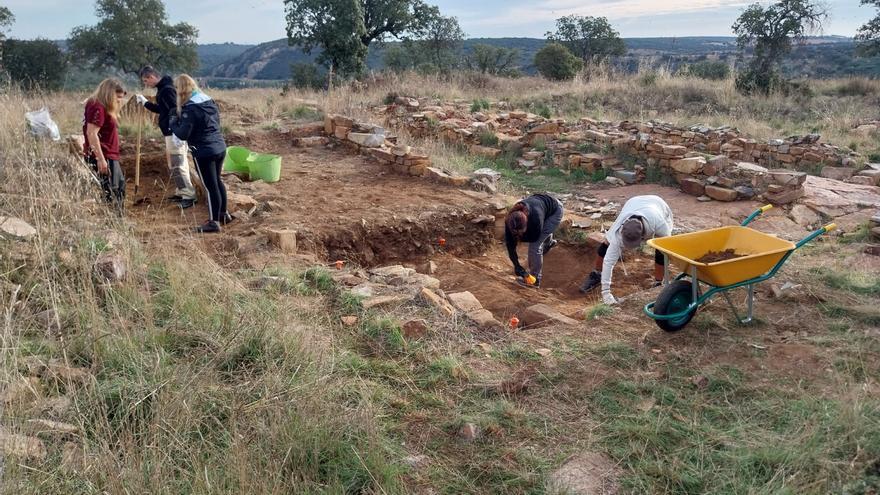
[580,195,673,304]
[170,75,230,233]
[504,193,564,287]
[83,78,127,211]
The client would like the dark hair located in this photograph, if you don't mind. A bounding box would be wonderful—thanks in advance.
[138,66,160,78]
[506,203,529,234]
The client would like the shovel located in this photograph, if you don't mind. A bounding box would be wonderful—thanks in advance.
[134,109,143,197]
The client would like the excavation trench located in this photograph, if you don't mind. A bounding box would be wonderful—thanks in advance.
[317,214,658,323]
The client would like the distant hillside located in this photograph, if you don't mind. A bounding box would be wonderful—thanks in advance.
[204,36,875,80]
[196,43,254,75]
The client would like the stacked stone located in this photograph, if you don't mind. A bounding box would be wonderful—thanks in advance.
[764,169,808,205]
[323,114,471,187]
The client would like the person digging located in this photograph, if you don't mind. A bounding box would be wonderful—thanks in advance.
[504,193,564,288]
[136,66,198,209]
[580,195,674,305]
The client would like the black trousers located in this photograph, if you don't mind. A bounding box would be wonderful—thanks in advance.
[88,157,125,208]
[598,241,665,265]
[193,151,228,222]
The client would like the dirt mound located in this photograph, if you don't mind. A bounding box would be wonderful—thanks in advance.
[697,249,744,263]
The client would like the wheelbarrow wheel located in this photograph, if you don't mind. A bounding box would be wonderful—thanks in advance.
[654,280,697,332]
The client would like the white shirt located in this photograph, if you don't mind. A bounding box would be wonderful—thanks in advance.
[602,195,674,293]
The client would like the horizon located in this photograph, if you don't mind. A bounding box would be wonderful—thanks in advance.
[2,0,872,45]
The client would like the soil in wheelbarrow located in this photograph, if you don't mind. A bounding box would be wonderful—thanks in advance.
[696,249,745,263]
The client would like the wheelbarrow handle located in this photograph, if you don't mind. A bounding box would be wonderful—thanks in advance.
[795,223,836,249]
[741,204,773,227]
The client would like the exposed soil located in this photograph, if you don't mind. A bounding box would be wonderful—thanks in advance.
[119,129,498,269]
[432,242,658,321]
[696,249,744,263]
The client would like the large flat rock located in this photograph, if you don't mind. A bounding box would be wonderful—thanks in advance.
[802,176,880,218]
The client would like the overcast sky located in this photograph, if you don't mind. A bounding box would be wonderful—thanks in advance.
[3,0,873,44]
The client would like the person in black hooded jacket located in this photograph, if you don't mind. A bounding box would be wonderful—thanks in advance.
[136,66,197,207]
[504,193,564,287]
[170,74,230,233]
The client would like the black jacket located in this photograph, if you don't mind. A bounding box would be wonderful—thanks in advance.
[504,194,560,271]
[143,75,176,136]
[170,94,227,159]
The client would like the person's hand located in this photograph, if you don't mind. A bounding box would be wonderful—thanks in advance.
[97,157,109,175]
[602,290,618,305]
[515,266,527,278]
[135,94,147,105]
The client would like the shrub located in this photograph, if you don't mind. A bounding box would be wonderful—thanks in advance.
[638,70,658,87]
[685,60,731,80]
[534,42,583,81]
[290,62,324,90]
[834,78,878,97]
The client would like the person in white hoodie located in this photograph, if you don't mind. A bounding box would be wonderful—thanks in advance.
[579,195,674,305]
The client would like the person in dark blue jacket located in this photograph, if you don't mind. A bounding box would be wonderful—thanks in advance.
[170,74,230,233]
[504,194,564,287]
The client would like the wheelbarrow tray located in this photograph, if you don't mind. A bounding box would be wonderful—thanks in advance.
[648,226,795,287]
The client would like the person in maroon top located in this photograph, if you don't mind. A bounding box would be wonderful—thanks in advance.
[83,78,126,209]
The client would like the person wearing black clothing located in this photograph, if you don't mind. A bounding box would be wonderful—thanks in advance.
[136,66,197,208]
[170,74,229,233]
[504,194,564,287]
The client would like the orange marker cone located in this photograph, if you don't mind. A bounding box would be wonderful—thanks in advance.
[509,316,520,329]
[335,260,344,270]
[438,237,446,247]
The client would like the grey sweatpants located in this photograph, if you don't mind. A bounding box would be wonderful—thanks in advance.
[527,198,563,280]
[165,135,196,199]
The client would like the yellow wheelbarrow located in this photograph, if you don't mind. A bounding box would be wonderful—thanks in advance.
[644,205,836,331]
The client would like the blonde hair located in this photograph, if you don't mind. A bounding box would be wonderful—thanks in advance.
[88,78,126,119]
[175,74,199,114]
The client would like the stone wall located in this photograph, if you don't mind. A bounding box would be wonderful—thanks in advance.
[320,114,485,189]
[383,98,876,204]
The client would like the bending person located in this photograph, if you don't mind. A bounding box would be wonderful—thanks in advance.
[170,75,230,233]
[504,194,563,287]
[136,66,197,209]
[580,195,673,305]
[83,78,127,211]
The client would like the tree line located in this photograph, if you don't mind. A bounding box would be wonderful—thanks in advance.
[2,0,880,94]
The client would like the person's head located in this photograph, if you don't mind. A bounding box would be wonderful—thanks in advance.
[506,202,529,238]
[621,217,645,250]
[89,78,126,119]
[174,74,199,113]
[139,66,161,88]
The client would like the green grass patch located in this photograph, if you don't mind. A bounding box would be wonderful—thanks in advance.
[589,363,880,493]
[470,98,490,112]
[590,342,641,369]
[477,129,499,147]
[585,303,614,321]
[815,267,880,296]
[284,104,322,122]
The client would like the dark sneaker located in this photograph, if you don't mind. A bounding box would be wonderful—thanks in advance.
[652,279,663,288]
[178,198,196,209]
[579,271,601,293]
[194,220,220,233]
[165,194,183,202]
[544,238,558,254]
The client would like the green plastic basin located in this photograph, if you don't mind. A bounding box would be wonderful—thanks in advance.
[221,146,282,183]
[223,146,252,174]
[248,153,282,183]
